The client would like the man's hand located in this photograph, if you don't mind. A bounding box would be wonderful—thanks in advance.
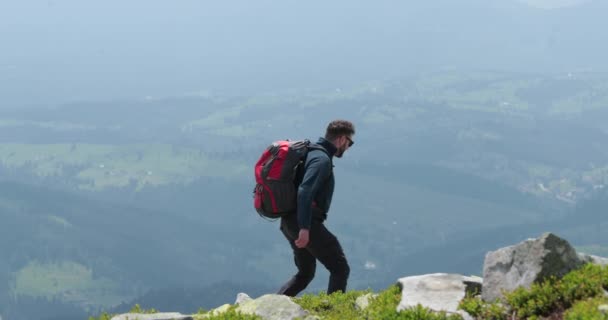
[295,229,310,248]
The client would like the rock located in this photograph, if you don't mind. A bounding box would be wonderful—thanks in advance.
[578,253,608,266]
[482,232,583,302]
[355,293,377,310]
[110,313,193,320]
[236,294,314,320]
[197,303,232,319]
[397,273,481,320]
[236,292,253,304]
[599,304,608,314]
[211,304,231,315]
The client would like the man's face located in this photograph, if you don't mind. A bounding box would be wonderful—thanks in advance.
[335,134,354,158]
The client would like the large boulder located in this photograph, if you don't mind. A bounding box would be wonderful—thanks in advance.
[236,294,316,320]
[397,273,482,320]
[482,232,583,302]
[110,313,193,320]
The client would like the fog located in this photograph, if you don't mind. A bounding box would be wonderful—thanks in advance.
[2,0,606,106]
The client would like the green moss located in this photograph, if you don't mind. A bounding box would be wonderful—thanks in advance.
[293,289,370,319]
[293,285,462,320]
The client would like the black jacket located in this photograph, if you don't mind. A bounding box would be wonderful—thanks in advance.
[295,137,336,229]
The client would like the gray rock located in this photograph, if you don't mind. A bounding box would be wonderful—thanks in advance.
[397,273,481,320]
[235,292,253,305]
[599,304,608,314]
[355,293,377,310]
[482,232,583,302]
[208,304,231,316]
[578,252,608,266]
[237,294,314,320]
[110,313,193,320]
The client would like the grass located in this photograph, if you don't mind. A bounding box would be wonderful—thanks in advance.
[90,285,463,320]
[294,285,463,320]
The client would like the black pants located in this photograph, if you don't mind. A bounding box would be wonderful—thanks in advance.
[277,214,350,297]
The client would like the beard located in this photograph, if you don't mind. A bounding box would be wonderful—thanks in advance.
[335,147,345,158]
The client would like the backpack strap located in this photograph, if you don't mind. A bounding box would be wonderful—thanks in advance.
[293,143,333,187]
[307,144,334,173]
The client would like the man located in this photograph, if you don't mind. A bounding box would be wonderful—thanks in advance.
[277,119,355,297]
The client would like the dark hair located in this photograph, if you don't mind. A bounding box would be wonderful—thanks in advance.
[325,120,355,141]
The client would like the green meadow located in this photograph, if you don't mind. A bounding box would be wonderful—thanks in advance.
[0,143,248,190]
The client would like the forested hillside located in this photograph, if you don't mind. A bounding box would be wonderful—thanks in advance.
[1,71,608,319]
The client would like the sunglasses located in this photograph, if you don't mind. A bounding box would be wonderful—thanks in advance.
[345,136,354,147]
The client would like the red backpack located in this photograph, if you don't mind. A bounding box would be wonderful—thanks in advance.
[253,139,319,219]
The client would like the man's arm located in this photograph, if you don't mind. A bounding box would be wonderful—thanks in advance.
[295,153,331,247]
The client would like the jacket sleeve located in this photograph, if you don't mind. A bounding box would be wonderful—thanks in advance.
[296,153,331,229]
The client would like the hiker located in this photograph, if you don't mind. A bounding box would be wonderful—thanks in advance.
[277,119,355,297]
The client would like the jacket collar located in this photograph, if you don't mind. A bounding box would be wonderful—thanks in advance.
[316,137,337,158]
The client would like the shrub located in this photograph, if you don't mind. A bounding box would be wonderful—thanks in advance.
[194,307,262,320]
[564,297,608,320]
[88,304,156,320]
[88,311,112,320]
[364,284,403,320]
[560,263,607,306]
[293,289,369,320]
[459,295,507,320]
[129,303,158,314]
[505,279,562,319]
[294,285,463,320]
[461,263,608,319]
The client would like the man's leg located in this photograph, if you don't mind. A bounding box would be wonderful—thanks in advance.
[306,223,350,294]
[277,217,317,297]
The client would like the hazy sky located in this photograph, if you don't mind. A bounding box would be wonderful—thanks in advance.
[1,0,605,107]
[519,0,590,8]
